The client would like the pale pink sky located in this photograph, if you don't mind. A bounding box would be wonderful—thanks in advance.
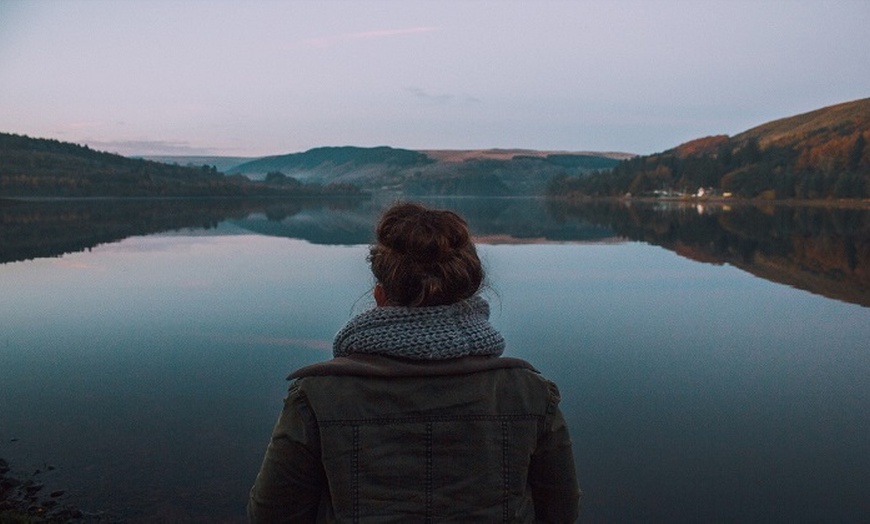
[1,0,868,157]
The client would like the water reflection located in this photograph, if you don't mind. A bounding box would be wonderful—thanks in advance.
[2,197,868,521]
[548,199,870,307]
[232,197,618,245]
[0,198,364,263]
[3,197,868,306]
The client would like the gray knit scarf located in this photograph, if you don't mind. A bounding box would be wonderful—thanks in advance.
[333,295,505,360]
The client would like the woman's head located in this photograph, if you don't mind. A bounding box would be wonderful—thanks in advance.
[369,202,483,307]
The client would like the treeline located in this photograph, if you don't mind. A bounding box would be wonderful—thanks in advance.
[549,131,869,200]
[227,145,622,195]
[0,133,365,198]
[401,155,622,196]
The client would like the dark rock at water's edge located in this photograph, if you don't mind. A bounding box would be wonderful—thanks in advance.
[0,457,117,522]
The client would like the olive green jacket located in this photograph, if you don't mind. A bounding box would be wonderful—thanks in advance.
[248,354,581,523]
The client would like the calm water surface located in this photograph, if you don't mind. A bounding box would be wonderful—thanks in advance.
[1,198,868,522]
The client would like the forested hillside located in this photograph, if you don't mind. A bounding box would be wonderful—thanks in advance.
[549,98,870,200]
[401,154,621,195]
[2,135,621,197]
[0,133,364,198]
[228,146,621,195]
[229,146,433,176]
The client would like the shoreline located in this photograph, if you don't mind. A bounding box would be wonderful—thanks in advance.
[0,457,115,523]
[553,195,870,210]
[3,193,869,209]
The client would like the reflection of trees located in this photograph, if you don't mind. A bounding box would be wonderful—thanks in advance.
[551,200,870,307]
[0,198,364,263]
[6,197,867,306]
[1,197,621,263]
[231,197,619,245]
[429,198,616,242]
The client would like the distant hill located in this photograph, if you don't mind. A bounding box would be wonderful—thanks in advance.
[227,146,624,195]
[401,152,622,196]
[227,146,434,184]
[551,98,870,200]
[0,132,626,197]
[734,99,870,150]
[0,133,365,198]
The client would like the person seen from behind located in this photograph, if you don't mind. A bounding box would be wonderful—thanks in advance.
[248,201,581,522]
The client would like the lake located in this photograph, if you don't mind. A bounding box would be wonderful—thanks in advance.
[1,196,869,522]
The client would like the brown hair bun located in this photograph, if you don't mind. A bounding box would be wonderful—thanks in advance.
[369,202,483,307]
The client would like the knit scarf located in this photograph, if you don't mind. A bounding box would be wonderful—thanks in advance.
[333,296,505,360]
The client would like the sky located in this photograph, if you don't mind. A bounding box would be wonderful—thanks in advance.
[1,0,868,158]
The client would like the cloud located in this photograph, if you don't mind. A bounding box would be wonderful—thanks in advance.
[404,86,481,106]
[405,87,453,105]
[303,26,437,48]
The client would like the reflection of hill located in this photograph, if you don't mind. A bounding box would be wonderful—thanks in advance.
[552,200,870,307]
[231,206,379,245]
[432,198,617,243]
[2,199,235,263]
[1,197,619,263]
[0,198,362,263]
[6,197,866,305]
[231,198,618,245]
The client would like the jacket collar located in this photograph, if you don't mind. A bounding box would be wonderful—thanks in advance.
[289,353,537,380]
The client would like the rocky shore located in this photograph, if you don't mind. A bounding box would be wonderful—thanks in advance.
[0,457,114,523]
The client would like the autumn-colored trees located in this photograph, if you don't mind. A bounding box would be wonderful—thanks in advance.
[550,98,870,200]
[551,130,869,200]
